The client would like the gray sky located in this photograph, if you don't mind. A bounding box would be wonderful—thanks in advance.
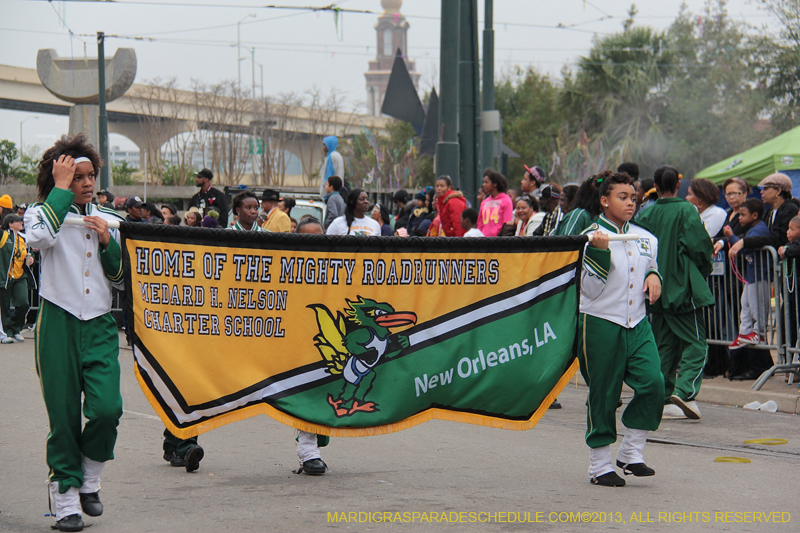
[0,0,771,153]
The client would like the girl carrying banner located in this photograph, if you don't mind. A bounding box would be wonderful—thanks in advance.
[24,134,125,532]
[578,172,665,487]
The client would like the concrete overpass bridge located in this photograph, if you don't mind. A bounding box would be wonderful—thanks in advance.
[0,63,386,184]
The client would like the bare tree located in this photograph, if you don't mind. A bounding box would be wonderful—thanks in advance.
[291,87,360,188]
[250,92,301,187]
[192,81,252,186]
[129,78,193,185]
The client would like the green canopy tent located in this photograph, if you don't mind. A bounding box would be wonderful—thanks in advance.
[695,125,800,198]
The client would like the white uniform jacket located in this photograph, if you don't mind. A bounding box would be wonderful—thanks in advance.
[579,215,661,329]
[24,188,124,321]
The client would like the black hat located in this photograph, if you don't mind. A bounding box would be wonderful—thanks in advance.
[124,196,144,209]
[97,189,115,202]
[261,189,280,202]
[196,168,213,180]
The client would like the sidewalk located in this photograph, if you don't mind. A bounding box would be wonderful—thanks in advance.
[570,372,800,414]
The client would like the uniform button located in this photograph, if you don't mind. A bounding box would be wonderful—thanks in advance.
[85,271,90,277]
[629,300,633,305]
[628,251,632,256]
[630,284,634,289]
[87,252,92,258]
[86,234,91,239]
[85,289,90,294]
[630,267,634,272]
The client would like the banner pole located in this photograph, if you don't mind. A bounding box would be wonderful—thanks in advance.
[63,217,122,230]
[61,217,640,242]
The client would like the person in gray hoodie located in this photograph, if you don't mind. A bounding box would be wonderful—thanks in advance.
[324,175,346,230]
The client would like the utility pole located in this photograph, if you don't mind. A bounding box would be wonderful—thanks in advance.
[251,48,256,98]
[97,32,110,190]
[237,14,255,87]
[256,62,264,99]
[434,0,460,189]
[457,0,480,203]
[481,0,497,171]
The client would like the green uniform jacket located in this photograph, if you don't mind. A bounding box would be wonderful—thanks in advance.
[554,208,594,236]
[636,197,714,314]
[0,230,36,290]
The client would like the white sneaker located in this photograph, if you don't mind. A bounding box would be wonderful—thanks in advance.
[662,404,686,419]
[670,395,701,420]
[13,333,24,342]
[0,336,13,344]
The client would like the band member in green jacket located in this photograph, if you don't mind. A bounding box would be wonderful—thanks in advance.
[636,166,714,421]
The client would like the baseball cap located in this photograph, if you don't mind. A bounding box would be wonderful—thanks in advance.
[124,196,144,209]
[523,165,547,184]
[196,168,213,180]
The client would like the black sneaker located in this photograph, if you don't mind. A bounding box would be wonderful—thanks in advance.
[548,399,562,409]
[168,451,185,468]
[79,491,103,517]
[184,445,204,473]
[302,458,327,475]
[51,514,84,532]
[616,460,655,477]
[163,450,173,463]
[590,471,626,487]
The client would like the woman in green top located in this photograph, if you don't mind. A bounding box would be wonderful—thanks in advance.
[636,166,714,421]
[555,172,606,236]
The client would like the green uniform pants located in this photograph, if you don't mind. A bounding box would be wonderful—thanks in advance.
[35,299,122,493]
[651,310,707,403]
[1,276,29,336]
[578,314,664,449]
[163,429,198,457]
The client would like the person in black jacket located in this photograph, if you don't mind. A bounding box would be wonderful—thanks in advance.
[730,173,800,259]
[393,189,414,230]
[189,168,229,227]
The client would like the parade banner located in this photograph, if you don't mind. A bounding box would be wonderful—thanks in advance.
[121,224,585,439]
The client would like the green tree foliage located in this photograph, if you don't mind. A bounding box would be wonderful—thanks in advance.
[0,140,38,185]
[0,140,19,184]
[753,0,800,131]
[158,161,197,186]
[561,26,674,177]
[340,119,433,192]
[661,1,769,176]
[497,1,777,181]
[495,67,564,182]
[112,161,138,186]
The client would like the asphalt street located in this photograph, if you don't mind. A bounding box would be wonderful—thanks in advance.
[1,332,798,532]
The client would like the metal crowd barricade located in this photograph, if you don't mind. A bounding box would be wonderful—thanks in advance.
[753,256,800,389]
[705,246,787,391]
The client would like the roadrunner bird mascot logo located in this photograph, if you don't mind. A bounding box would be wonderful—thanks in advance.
[308,297,417,417]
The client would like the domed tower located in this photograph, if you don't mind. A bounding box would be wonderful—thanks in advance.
[365,0,420,116]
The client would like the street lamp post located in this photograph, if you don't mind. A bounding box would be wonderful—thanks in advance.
[251,47,256,98]
[19,116,39,157]
[256,62,264,100]
[237,14,256,87]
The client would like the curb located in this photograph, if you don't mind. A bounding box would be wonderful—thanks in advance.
[568,374,799,415]
[697,382,799,414]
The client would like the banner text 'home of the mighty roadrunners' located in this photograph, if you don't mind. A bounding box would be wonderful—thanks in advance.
[121,225,585,439]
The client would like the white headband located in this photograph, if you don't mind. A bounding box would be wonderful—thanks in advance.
[74,157,91,164]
